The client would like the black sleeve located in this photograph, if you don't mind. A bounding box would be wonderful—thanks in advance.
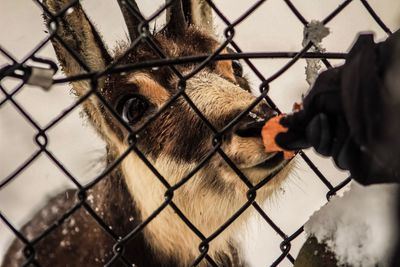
[341,30,400,184]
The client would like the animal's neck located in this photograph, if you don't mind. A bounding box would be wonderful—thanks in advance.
[89,164,179,266]
[92,164,243,267]
[112,151,247,266]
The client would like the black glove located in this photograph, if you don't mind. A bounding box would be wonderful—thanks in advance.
[275,67,375,177]
[276,32,400,185]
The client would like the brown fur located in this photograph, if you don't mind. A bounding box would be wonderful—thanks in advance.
[215,48,237,82]
[1,1,294,266]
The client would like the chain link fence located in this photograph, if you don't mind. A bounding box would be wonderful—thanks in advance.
[0,0,395,266]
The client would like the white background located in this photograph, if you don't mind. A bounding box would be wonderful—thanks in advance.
[0,0,399,266]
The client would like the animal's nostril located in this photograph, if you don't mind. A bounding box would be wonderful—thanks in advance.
[265,109,278,120]
[235,120,266,138]
[260,104,278,120]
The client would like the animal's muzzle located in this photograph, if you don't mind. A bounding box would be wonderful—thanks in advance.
[234,109,278,138]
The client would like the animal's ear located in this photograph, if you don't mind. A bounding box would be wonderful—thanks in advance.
[165,0,214,36]
[165,0,187,36]
[183,0,214,34]
[42,0,112,96]
[117,0,144,43]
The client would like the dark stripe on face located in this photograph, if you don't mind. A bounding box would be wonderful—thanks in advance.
[135,96,212,163]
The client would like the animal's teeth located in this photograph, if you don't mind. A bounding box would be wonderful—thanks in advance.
[249,112,264,122]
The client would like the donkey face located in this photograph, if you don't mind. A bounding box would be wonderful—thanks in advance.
[43,0,292,262]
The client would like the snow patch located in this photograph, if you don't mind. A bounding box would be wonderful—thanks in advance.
[305,182,398,267]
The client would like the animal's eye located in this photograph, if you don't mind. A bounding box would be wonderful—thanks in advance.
[116,95,148,124]
[232,59,243,77]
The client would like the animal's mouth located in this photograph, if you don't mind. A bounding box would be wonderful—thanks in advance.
[244,152,285,169]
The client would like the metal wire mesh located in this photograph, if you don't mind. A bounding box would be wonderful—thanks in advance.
[0,0,394,266]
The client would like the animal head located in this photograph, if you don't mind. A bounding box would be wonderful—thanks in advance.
[43,0,292,263]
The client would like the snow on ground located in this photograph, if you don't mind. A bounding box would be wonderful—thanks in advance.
[305,182,399,267]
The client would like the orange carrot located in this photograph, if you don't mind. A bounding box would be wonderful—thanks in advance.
[262,115,295,160]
